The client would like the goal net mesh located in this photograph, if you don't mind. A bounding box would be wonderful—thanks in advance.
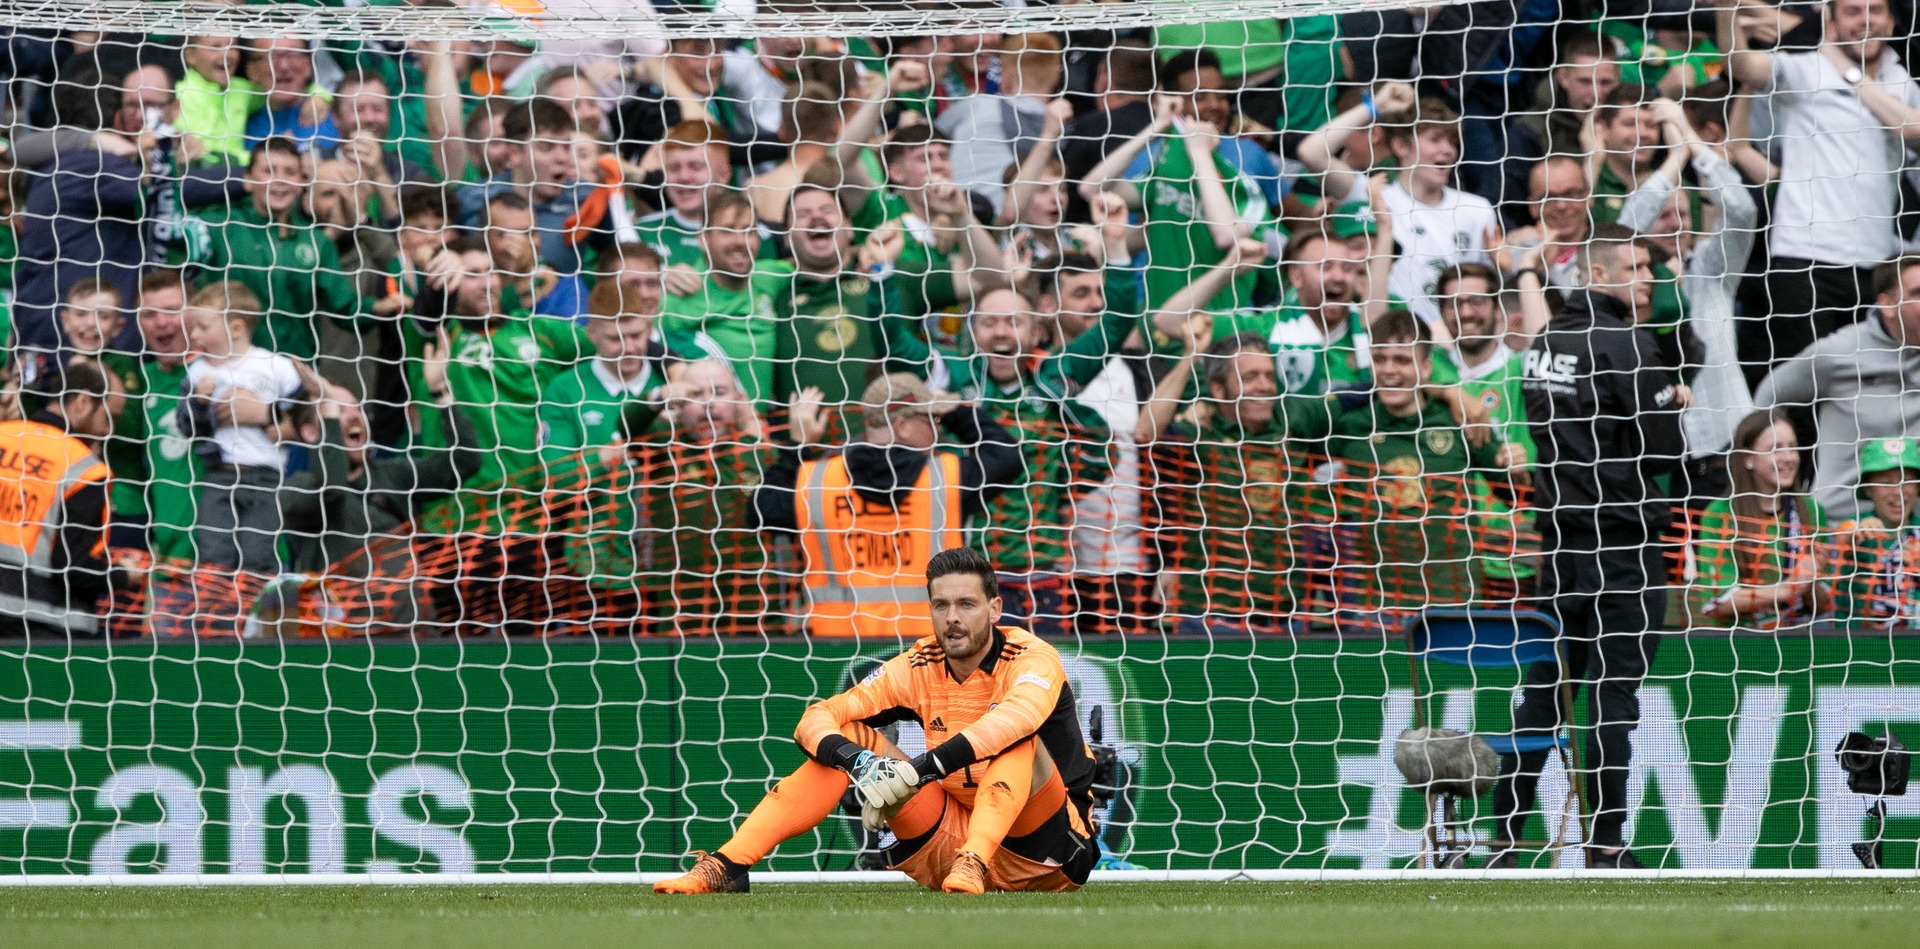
[0,0,1913,875]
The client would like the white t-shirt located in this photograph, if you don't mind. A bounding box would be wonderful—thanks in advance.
[1382,181,1498,324]
[1767,49,1920,265]
[185,348,305,470]
[1070,355,1145,576]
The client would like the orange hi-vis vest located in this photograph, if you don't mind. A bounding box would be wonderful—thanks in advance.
[0,420,110,633]
[795,451,963,638]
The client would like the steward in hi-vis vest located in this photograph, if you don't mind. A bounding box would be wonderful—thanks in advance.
[0,360,124,637]
[755,373,1024,638]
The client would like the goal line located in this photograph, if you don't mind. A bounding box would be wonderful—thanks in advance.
[2,869,1917,887]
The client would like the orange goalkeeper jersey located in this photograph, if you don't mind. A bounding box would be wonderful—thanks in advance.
[796,626,1096,815]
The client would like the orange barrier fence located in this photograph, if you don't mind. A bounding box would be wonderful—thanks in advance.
[1143,447,1536,632]
[108,449,1920,638]
[92,445,1569,637]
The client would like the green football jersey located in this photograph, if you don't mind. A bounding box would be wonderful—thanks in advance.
[1277,393,1509,610]
[180,201,369,360]
[539,357,664,462]
[942,307,1129,573]
[634,209,706,270]
[1445,348,1537,583]
[659,258,793,406]
[773,269,887,404]
[139,359,201,564]
[446,312,591,487]
[1139,136,1282,316]
[1689,496,1825,628]
[1264,296,1373,395]
[1157,412,1311,619]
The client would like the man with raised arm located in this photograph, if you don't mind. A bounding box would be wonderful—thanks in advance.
[653,546,1098,895]
[1722,0,1920,375]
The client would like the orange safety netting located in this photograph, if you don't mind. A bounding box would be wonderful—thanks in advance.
[105,437,801,638]
[1669,501,1920,630]
[1144,444,1537,632]
[120,451,1913,639]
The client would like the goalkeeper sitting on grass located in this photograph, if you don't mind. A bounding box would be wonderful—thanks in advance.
[655,547,1099,895]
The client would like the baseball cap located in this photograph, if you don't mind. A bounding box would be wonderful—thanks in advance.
[1860,436,1920,477]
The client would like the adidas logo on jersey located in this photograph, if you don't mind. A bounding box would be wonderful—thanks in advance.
[928,717,946,731]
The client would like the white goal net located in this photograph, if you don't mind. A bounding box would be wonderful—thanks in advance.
[0,0,1915,878]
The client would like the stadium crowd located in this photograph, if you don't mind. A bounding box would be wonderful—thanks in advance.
[3,0,1920,639]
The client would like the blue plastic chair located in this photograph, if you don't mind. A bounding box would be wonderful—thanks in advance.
[1403,609,1591,867]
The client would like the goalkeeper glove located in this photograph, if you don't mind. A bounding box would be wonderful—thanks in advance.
[847,750,918,811]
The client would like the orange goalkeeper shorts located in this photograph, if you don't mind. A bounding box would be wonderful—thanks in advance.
[887,774,1097,892]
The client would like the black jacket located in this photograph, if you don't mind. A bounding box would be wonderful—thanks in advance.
[278,407,483,574]
[1522,290,1685,540]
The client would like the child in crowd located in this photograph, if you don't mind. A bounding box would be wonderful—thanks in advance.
[178,280,322,574]
[1828,437,1920,626]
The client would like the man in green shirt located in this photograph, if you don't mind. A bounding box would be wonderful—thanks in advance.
[1260,231,1375,395]
[1269,309,1527,615]
[1433,263,1540,595]
[326,38,465,182]
[1082,100,1282,315]
[1431,264,1535,457]
[635,119,734,273]
[540,264,672,462]
[1153,17,1343,133]
[130,270,202,566]
[181,137,371,362]
[573,358,778,635]
[1590,87,1700,231]
[772,178,897,444]
[839,123,1007,353]
[442,243,593,489]
[940,285,1125,634]
[659,191,791,406]
[1138,321,1307,630]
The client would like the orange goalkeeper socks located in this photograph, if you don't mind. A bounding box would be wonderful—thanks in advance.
[716,760,849,867]
[1007,770,1066,839]
[958,741,1036,861]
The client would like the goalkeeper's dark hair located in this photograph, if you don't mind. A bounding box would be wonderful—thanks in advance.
[926,547,999,600]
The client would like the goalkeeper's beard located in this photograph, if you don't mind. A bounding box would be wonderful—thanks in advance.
[941,616,993,661]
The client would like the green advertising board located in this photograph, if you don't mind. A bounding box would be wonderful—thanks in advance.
[1,632,1917,874]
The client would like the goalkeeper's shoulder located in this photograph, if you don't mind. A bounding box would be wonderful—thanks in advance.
[997,625,1065,667]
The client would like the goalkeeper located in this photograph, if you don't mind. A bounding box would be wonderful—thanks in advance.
[654,547,1098,895]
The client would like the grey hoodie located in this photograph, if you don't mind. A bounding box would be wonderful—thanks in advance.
[1754,312,1920,521]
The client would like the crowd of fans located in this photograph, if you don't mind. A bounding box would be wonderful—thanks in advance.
[5,0,1920,637]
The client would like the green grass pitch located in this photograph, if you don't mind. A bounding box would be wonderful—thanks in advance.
[6,881,1920,948]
